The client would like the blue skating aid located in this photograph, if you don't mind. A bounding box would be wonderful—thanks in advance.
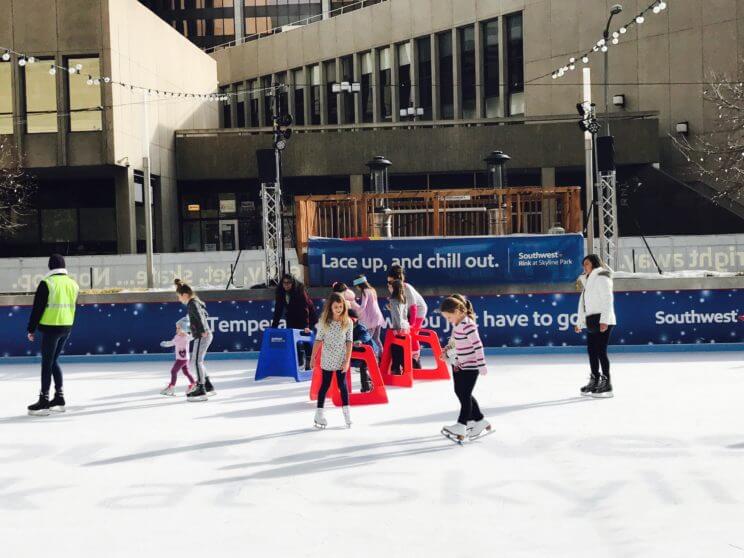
[255,328,315,382]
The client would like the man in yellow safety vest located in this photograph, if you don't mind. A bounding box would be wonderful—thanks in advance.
[26,254,79,416]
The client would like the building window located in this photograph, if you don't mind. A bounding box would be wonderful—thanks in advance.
[261,75,273,124]
[25,58,57,133]
[438,31,454,120]
[0,61,12,134]
[309,65,321,125]
[80,208,116,242]
[506,12,524,116]
[459,26,476,119]
[378,47,392,121]
[220,85,232,127]
[68,57,103,132]
[248,79,259,126]
[236,82,247,127]
[292,68,305,125]
[276,72,289,116]
[361,52,373,123]
[482,18,501,118]
[340,55,354,124]
[397,42,412,113]
[416,36,432,120]
[325,60,337,125]
[41,209,77,243]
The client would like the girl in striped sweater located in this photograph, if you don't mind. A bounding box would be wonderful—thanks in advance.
[439,295,491,442]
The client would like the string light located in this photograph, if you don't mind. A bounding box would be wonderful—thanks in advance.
[1,50,9,61]
[48,65,56,76]
[545,1,668,82]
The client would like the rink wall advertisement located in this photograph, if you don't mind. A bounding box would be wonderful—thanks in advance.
[307,235,583,287]
[1,289,743,358]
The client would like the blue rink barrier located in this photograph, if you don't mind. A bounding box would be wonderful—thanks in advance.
[254,328,315,382]
[0,288,743,360]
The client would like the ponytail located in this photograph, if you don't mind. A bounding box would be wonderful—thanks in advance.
[174,278,195,298]
[440,294,475,320]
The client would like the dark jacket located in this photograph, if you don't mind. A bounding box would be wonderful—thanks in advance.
[187,298,211,337]
[271,287,318,330]
[27,272,72,334]
[352,321,381,356]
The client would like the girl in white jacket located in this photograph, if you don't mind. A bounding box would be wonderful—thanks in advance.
[575,254,616,398]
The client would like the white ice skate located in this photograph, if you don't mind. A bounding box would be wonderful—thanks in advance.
[468,419,492,440]
[342,406,352,429]
[442,423,467,444]
[160,385,175,396]
[314,408,327,430]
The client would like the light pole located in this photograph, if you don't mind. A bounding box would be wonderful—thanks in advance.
[366,156,392,238]
[603,4,623,135]
[484,150,511,189]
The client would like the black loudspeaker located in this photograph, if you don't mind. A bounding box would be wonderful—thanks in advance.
[597,136,615,172]
[256,149,276,182]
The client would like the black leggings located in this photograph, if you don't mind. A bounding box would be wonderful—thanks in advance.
[40,329,70,395]
[587,326,614,379]
[453,369,484,425]
[317,369,349,408]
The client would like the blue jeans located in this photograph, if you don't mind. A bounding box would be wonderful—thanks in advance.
[40,328,70,395]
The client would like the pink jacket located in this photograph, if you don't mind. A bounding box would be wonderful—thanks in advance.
[342,288,361,312]
[359,289,385,329]
[161,333,192,361]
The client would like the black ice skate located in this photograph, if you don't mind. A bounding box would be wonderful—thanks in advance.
[187,384,208,402]
[580,376,600,396]
[27,393,50,416]
[48,392,66,413]
[591,376,613,398]
[205,377,217,397]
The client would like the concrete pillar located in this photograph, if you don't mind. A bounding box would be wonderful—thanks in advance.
[541,167,558,232]
[302,67,312,126]
[322,0,331,19]
[319,63,328,125]
[350,174,364,194]
[353,54,362,124]
[372,49,380,123]
[335,58,345,125]
[234,0,245,44]
[115,166,137,254]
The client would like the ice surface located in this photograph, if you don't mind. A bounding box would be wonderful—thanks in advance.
[1,352,742,557]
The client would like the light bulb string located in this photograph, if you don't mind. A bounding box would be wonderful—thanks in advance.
[536,0,668,84]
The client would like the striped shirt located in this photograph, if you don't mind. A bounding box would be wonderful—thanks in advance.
[452,317,487,375]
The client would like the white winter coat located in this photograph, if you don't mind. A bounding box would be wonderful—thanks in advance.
[577,267,616,328]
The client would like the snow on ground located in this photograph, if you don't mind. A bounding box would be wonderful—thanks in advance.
[1,352,743,558]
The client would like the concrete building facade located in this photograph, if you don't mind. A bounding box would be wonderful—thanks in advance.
[0,0,218,256]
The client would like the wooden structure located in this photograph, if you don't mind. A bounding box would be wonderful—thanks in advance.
[295,187,582,269]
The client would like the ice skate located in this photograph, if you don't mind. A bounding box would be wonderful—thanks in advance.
[314,408,327,429]
[342,406,352,428]
[48,392,66,413]
[186,383,196,394]
[205,377,217,397]
[591,376,613,398]
[468,419,492,440]
[442,422,467,444]
[27,393,50,417]
[160,385,175,396]
[186,384,208,402]
[580,375,599,396]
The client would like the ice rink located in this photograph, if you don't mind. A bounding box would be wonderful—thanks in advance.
[1,351,742,557]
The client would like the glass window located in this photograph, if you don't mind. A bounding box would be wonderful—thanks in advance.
[183,221,201,251]
[459,26,476,119]
[41,209,77,243]
[0,61,12,134]
[248,79,260,126]
[276,72,289,116]
[68,57,103,132]
[236,82,247,127]
[482,19,501,118]
[309,64,321,125]
[378,47,391,121]
[3,210,39,245]
[438,31,454,120]
[292,69,305,125]
[340,55,354,124]
[25,58,57,133]
[506,12,524,116]
[182,194,202,219]
[361,52,373,123]
[416,36,432,120]
[220,85,232,127]
[201,221,219,251]
[219,192,237,217]
[397,42,412,113]
[324,60,337,125]
[80,208,116,241]
[261,75,273,124]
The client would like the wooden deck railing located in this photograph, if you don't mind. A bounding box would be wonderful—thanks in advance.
[295,186,582,265]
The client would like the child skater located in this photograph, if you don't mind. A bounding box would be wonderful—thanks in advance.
[354,274,385,352]
[159,317,196,396]
[332,281,360,312]
[387,265,427,368]
[175,279,216,402]
[387,279,410,375]
[311,292,353,429]
[439,295,491,443]
[348,308,380,393]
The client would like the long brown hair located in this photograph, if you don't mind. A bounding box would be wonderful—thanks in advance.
[319,292,352,331]
[389,279,406,303]
[447,294,475,320]
[440,295,475,320]
[387,264,404,281]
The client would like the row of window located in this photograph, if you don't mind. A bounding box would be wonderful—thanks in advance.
[0,56,102,135]
[220,13,524,129]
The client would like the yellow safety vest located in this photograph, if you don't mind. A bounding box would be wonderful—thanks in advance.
[39,274,79,327]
